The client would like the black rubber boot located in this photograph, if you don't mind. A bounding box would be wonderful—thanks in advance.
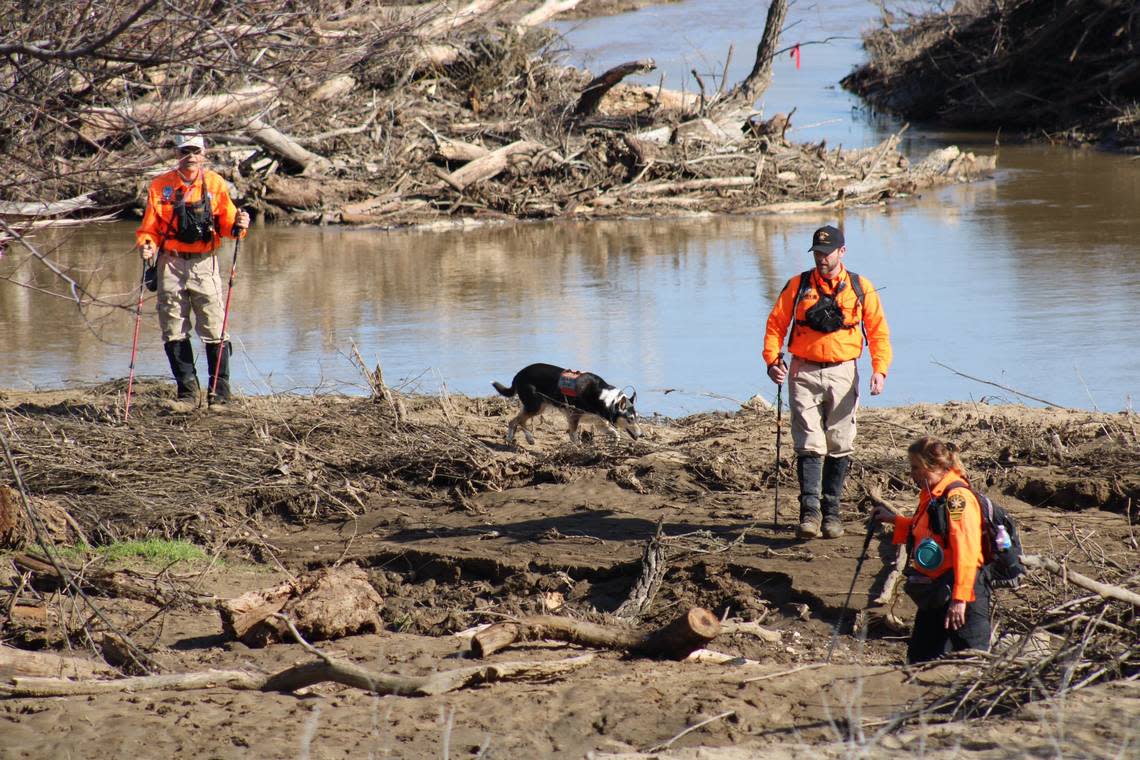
[205,340,231,405]
[821,455,851,538]
[796,454,824,539]
[163,339,199,401]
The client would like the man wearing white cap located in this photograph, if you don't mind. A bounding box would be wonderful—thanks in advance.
[136,128,249,408]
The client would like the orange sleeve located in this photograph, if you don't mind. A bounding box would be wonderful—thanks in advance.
[136,181,167,249]
[947,489,983,602]
[859,275,892,376]
[762,277,798,367]
[891,514,912,545]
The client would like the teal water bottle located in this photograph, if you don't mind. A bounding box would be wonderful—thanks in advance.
[915,537,944,570]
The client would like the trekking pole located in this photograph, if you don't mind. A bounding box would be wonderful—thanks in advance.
[826,516,877,663]
[774,383,783,529]
[210,226,243,398]
[124,260,148,420]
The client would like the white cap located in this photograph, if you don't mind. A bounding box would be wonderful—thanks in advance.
[174,129,206,151]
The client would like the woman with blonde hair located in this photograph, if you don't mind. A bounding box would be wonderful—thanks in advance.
[872,436,991,663]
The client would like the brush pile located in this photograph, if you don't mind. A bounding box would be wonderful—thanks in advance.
[0,0,994,231]
[842,0,1140,148]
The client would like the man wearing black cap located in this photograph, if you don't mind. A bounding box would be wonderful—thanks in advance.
[762,225,892,539]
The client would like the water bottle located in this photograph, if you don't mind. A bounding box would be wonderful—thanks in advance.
[995,524,1012,552]
[915,537,945,570]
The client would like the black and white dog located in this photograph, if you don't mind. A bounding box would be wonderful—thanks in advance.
[492,363,642,445]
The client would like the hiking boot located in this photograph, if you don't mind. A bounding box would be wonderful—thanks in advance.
[164,338,200,404]
[821,516,845,539]
[820,455,851,540]
[205,340,231,405]
[796,454,823,540]
[797,515,822,539]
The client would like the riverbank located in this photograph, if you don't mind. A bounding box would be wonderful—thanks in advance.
[1,384,1136,756]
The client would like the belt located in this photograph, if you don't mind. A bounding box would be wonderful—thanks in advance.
[163,250,213,258]
[796,358,851,368]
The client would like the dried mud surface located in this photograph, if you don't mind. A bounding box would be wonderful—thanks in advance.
[1,384,1138,758]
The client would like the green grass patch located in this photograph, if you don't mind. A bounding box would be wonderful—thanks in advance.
[97,539,209,564]
[29,539,211,566]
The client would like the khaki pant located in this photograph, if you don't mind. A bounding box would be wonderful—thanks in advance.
[789,356,859,457]
[157,252,227,343]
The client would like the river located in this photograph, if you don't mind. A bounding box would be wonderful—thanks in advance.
[2,0,1138,417]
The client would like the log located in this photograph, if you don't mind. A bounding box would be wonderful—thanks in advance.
[309,75,356,102]
[574,59,658,117]
[0,193,97,218]
[246,118,333,176]
[0,654,595,698]
[80,84,277,140]
[421,0,507,38]
[1022,555,1140,608]
[434,136,490,163]
[621,177,755,195]
[442,140,545,190]
[515,0,583,31]
[0,644,117,680]
[470,607,720,660]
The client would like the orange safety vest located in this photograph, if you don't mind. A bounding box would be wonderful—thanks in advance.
[762,265,892,375]
[136,168,244,254]
[891,469,985,602]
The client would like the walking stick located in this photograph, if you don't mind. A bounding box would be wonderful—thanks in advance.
[826,516,877,663]
[774,383,783,529]
[124,260,147,420]
[210,229,243,398]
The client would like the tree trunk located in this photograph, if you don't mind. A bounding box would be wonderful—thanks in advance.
[574,59,658,117]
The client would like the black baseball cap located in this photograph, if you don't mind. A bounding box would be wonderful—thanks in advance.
[809,225,844,254]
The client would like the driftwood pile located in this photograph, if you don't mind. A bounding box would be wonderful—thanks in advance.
[0,0,996,238]
[842,0,1140,149]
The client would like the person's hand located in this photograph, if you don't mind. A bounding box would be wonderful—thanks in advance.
[870,372,886,396]
[139,240,155,263]
[945,600,967,630]
[234,209,250,232]
[871,504,896,525]
[767,360,787,385]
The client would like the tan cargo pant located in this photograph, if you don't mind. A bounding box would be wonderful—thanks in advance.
[157,252,228,343]
[789,356,859,457]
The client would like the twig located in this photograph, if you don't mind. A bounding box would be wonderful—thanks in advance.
[645,710,734,752]
[932,359,1065,408]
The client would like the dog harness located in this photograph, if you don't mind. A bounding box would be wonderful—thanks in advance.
[557,370,585,398]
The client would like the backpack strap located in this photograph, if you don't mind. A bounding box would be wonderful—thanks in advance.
[785,270,813,352]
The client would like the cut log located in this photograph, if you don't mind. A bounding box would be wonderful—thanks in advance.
[0,644,117,680]
[442,140,545,190]
[433,136,490,163]
[574,59,658,117]
[470,606,720,659]
[0,654,594,698]
[246,118,333,176]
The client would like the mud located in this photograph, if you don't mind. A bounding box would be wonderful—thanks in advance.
[0,384,1137,757]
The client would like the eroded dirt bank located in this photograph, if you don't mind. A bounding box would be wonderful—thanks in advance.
[0,385,1137,757]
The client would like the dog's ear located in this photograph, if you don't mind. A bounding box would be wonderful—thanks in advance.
[629,391,637,405]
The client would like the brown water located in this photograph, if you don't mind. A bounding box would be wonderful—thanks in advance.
[2,2,1139,416]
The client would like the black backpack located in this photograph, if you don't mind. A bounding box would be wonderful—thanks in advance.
[941,482,1025,589]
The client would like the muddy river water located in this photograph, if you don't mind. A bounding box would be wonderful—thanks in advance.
[2,1,1138,416]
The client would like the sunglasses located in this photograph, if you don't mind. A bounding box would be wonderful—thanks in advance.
[178,146,203,155]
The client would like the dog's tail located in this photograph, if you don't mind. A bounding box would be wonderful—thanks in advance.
[492,380,515,398]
